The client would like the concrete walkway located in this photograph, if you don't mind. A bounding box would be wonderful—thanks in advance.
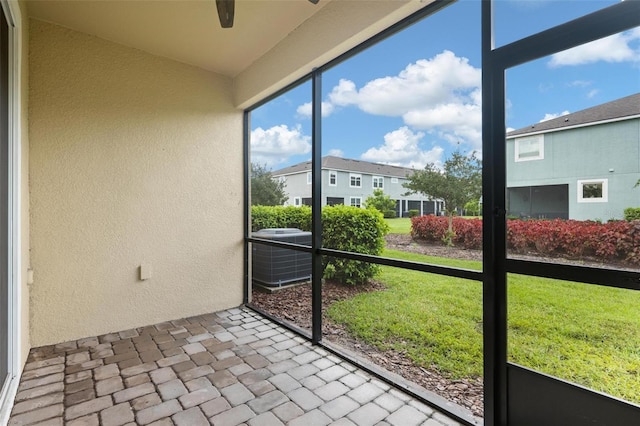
[9,307,462,425]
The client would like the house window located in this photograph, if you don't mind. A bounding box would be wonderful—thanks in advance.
[372,176,384,189]
[307,172,312,184]
[577,179,608,203]
[294,197,302,206]
[350,174,362,188]
[391,177,399,184]
[329,171,337,186]
[350,197,362,208]
[515,135,544,162]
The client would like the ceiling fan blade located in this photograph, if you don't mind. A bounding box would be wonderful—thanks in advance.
[216,0,235,28]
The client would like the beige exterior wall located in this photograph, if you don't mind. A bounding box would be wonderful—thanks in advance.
[29,20,243,346]
[19,0,30,366]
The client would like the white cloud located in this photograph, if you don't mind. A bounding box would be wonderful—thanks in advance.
[328,50,483,150]
[586,89,600,99]
[250,125,311,167]
[330,51,480,117]
[360,127,444,169]
[327,149,344,157]
[539,111,570,122]
[567,80,593,88]
[549,29,640,67]
[296,101,335,118]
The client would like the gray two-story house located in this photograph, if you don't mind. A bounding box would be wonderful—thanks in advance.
[272,156,442,217]
[506,93,640,221]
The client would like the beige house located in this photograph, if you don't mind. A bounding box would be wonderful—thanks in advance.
[0,0,438,420]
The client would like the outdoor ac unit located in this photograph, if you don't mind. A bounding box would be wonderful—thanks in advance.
[251,228,312,287]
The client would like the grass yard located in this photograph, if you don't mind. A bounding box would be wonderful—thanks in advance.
[327,248,640,405]
[384,217,412,234]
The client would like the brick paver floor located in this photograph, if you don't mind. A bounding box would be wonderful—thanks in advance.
[9,307,463,425]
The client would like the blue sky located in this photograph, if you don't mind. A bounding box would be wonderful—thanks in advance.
[250,0,639,171]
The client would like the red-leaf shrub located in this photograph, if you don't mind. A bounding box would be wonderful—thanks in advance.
[410,215,448,242]
[410,216,640,265]
[452,218,482,249]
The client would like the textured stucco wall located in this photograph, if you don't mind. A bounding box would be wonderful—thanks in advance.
[29,19,243,346]
[19,1,30,365]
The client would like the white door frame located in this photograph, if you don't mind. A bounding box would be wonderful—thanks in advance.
[0,0,22,422]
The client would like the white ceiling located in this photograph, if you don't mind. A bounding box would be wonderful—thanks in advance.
[26,0,333,77]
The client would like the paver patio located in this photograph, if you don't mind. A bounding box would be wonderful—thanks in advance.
[9,307,462,425]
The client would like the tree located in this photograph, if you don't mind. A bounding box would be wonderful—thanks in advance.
[464,199,481,216]
[364,189,396,215]
[403,151,482,245]
[251,163,287,206]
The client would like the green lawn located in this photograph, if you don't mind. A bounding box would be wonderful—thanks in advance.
[327,248,640,404]
[384,218,412,234]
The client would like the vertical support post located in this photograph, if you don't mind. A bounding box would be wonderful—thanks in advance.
[311,70,323,344]
[243,111,251,305]
[482,1,508,425]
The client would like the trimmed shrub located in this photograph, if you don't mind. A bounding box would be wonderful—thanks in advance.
[411,216,640,264]
[322,205,389,285]
[408,209,420,218]
[452,218,482,249]
[251,205,389,284]
[383,210,397,218]
[411,215,448,242]
[251,205,311,232]
[624,207,640,221]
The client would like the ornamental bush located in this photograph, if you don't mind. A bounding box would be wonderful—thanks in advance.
[251,205,311,232]
[322,205,389,285]
[411,216,640,264]
[251,205,389,284]
[624,207,640,221]
[410,215,482,249]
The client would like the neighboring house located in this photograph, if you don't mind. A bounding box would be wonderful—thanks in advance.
[506,93,640,221]
[272,156,444,217]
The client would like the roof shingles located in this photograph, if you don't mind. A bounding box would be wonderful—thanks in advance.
[507,92,639,138]
[272,156,417,178]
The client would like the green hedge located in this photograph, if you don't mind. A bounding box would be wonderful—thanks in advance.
[383,210,397,218]
[322,205,389,285]
[624,207,640,222]
[251,205,388,285]
[251,205,311,232]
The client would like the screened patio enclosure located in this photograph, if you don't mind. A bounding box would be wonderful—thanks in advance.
[507,185,569,220]
[245,1,640,425]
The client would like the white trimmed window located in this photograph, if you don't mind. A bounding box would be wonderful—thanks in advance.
[577,179,608,203]
[372,176,384,189]
[294,197,302,206]
[515,135,544,162]
[350,197,362,208]
[350,173,362,188]
[306,172,312,184]
[329,171,337,186]
[391,177,399,184]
